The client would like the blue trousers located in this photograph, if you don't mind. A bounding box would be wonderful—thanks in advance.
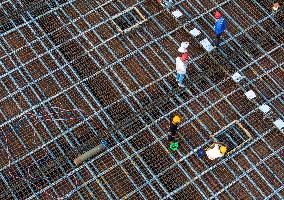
[176,73,185,85]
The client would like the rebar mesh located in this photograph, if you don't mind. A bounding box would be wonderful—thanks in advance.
[0,0,283,199]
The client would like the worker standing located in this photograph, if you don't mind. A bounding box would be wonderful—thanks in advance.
[176,53,189,88]
[168,115,181,142]
[214,11,227,47]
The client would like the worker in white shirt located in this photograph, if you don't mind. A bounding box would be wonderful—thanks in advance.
[272,3,280,11]
[176,53,189,88]
[206,142,227,160]
[198,142,227,160]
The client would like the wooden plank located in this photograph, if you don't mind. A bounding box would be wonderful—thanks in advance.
[208,120,253,156]
[236,121,253,139]
[134,7,146,21]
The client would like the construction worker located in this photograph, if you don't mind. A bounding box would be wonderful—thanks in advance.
[157,0,173,9]
[168,115,181,142]
[272,2,283,24]
[176,53,189,88]
[214,11,227,47]
[206,142,227,160]
[198,142,227,160]
[272,3,280,11]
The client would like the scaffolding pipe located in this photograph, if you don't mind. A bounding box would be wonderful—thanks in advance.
[73,141,108,166]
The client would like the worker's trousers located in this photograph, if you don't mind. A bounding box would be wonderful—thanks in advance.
[176,73,185,85]
[215,33,222,46]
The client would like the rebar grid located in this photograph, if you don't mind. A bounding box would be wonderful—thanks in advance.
[0,0,283,199]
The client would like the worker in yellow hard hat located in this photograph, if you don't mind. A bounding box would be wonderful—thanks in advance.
[168,115,182,142]
[198,142,227,160]
[220,146,227,154]
[172,115,181,124]
[206,142,227,160]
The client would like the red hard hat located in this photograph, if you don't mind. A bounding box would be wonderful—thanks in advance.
[182,53,189,60]
[215,11,222,19]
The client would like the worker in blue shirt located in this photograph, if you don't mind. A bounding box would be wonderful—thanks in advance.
[214,11,227,46]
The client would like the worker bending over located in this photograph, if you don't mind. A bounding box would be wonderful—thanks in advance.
[206,142,227,160]
[198,142,227,160]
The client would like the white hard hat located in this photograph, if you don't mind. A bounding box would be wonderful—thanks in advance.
[178,42,189,53]
[180,42,189,48]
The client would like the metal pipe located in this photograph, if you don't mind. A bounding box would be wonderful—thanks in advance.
[74,141,108,166]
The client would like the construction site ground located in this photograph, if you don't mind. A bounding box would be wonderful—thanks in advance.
[0,0,283,199]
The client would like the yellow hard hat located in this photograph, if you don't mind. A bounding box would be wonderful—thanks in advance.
[172,115,181,124]
[220,146,227,154]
